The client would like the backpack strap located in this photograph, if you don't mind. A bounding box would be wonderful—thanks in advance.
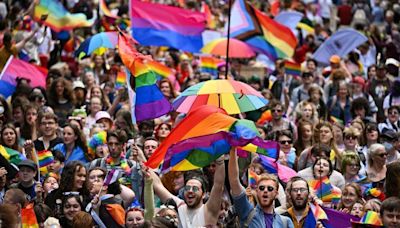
[244,207,257,228]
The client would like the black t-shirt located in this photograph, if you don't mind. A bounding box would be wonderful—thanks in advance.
[34,137,63,152]
[17,182,36,202]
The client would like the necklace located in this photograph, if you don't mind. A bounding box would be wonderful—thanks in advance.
[105,155,131,176]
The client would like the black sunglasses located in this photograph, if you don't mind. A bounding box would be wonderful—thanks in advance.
[279,140,292,144]
[258,185,275,192]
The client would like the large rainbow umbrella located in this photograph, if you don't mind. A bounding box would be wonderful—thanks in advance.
[172,79,268,114]
[75,32,118,59]
[201,38,256,58]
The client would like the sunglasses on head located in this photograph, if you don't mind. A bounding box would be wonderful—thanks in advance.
[184,185,201,193]
[258,185,275,192]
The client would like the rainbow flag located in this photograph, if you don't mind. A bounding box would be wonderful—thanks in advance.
[256,155,297,183]
[0,145,25,165]
[201,2,216,29]
[21,203,39,228]
[257,109,272,125]
[309,202,328,220]
[147,61,173,79]
[37,150,54,168]
[199,56,224,77]
[285,60,301,77]
[33,0,95,32]
[248,169,258,188]
[118,33,172,122]
[358,211,383,226]
[309,177,341,204]
[146,105,279,170]
[130,0,206,52]
[229,0,297,61]
[115,70,127,89]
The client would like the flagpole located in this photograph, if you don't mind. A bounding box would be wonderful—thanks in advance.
[225,0,232,79]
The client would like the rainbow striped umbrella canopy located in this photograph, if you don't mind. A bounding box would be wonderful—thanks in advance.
[173,79,268,114]
[75,32,118,59]
[201,38,256,58]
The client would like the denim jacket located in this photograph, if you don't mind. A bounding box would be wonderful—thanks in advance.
[232,190,294,228]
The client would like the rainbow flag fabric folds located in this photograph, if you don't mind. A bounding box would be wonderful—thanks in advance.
[228,0,297,61]
[115,70,127,89]
[0,145,25,165]
[199,56,224,77]
[130,0,206,52]
[146,105,279,171]
[0,56,47,98]
[118,33,172,122]
[34,0,95,32]
[21,203,39,228]
[309,177,341,204]
[37,150,54,168]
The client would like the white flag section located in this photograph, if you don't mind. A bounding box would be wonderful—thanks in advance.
[104,169,120,186]
[313,28,368,65]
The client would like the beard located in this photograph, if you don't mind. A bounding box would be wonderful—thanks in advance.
[292,197,308,210]
[184,194,203,209]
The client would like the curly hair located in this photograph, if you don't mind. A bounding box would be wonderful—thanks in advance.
[59,161,86,194]
[47,77,75,106]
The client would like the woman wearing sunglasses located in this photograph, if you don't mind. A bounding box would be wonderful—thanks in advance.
[366,144,387,184]
[276,130,296,169]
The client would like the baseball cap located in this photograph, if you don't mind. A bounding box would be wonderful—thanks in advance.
[329,55,341,64]
[381,129,397,141]
[95,111,112,123]
[18,159,37,172]
[73,81,86,90]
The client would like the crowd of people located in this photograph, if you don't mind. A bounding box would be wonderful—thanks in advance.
[0,0,400,227]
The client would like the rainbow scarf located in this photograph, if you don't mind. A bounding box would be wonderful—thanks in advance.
[33,0,95,32]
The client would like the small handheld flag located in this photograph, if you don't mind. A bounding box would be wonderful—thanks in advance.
[104,169,120,186]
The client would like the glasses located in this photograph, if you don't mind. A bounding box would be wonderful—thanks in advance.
[272,109,282,113]
[302,73,313,78]
[258,185,275,192]
[291,188,308,193]
[377,153,388,158]
[279,140,292,144]
[345,135,357,140]
[184,185,200,193]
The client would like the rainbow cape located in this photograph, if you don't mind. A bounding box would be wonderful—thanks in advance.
[33,0,95,32]
[146,105,278,170]
[118,33,172,122]
[285,60,301,77]
[228,0,297,61]
[309,177,341,204]
[0,145,25,165]
[21,203,39,228]
[199,56,224,77]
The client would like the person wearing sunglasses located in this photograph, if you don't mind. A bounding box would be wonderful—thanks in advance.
[149,156,225,227]
[265,100,296,138]
[366,144,387,183]
[277,130,296,169]
[379,129,400,164]
[378,106,400,134]
[228,148,294,228]
[343,127,361,153]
